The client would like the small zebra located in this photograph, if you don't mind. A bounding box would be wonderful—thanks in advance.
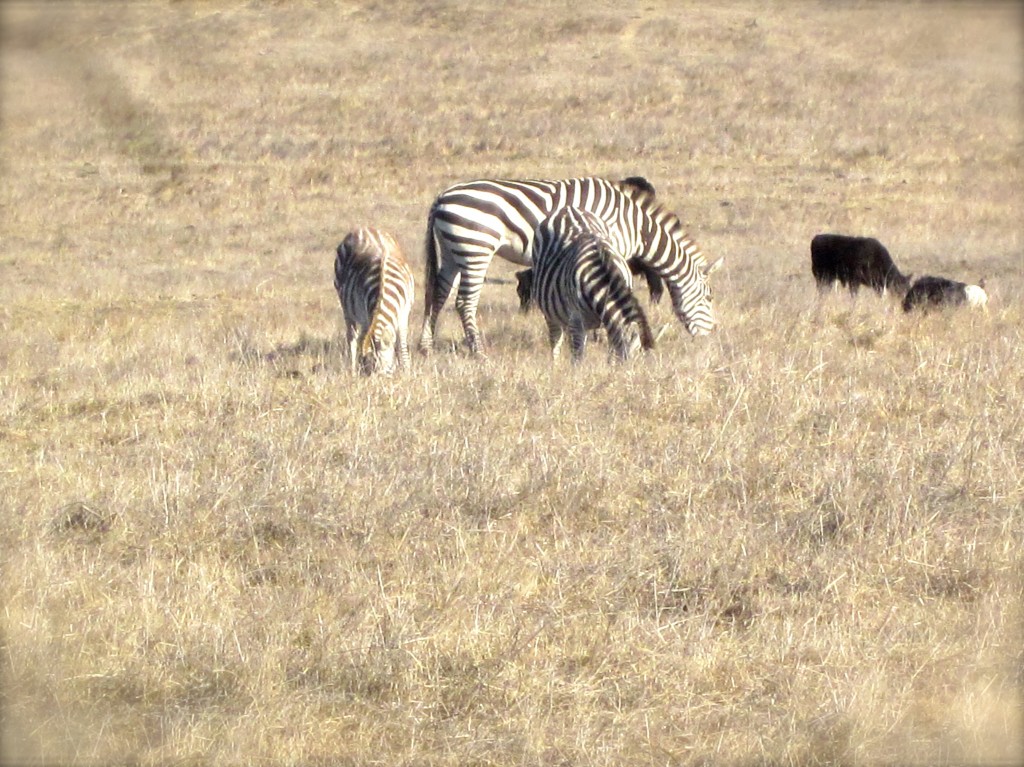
[530,207,655,363]
[334,227,414,375]
[515,258,664,314]
[419,176,720,355]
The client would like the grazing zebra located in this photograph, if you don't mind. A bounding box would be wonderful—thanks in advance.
[418,176,721,355]
[530,206,655,363]
[515,257,664,314]
[334,227,415,375]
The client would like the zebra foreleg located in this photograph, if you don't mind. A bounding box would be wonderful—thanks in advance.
[396,325,411,371]
[346,323,361,375]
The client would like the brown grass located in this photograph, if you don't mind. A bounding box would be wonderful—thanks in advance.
[2,1,1022,765]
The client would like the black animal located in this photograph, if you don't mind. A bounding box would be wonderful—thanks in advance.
[902,276,988,312]
[811,234,912,296]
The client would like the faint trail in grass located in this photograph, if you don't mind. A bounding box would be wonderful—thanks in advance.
[4,7,187,197]
[73,55,187,193]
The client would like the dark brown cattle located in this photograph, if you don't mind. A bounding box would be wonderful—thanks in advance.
[811,234,911,296]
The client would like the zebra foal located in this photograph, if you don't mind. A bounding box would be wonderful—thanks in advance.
[530,207,655,363]
[334,227,415,375]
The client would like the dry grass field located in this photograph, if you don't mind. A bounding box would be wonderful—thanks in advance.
[2,1,1022,764]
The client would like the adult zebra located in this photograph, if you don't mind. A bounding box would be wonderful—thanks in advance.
[334,227,415,375]
[530,206,655,363]
[418,176,721,354]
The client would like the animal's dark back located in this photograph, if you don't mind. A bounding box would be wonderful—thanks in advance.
[812,234,887,264]
[902,275,968,312]
[810,233,908,294]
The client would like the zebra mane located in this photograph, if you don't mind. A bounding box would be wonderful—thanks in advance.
[629,190,709,270]
[617,176,657,199]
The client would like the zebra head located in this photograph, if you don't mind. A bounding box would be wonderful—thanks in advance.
[675,256,722,337]
[359,327,398,375]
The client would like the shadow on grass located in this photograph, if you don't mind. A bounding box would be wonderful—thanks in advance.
[229,331,339,376]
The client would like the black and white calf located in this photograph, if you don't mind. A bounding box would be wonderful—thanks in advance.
[334,228,415,375]
[902,276,988,313]
[811,234,912,296]
[529,207,655,363]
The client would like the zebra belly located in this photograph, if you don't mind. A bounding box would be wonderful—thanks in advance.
[496,242,532,267]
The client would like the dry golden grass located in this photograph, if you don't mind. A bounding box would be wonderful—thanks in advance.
[2,1,1022,765]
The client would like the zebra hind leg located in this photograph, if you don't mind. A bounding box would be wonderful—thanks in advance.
[455,278,487,356]
[544,315,564,361]
[569,314,588,364]
[346,323,361,375]
[419,263,459,355]
[607,324,636,362]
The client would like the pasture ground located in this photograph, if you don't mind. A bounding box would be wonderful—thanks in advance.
[2,2,1022,764]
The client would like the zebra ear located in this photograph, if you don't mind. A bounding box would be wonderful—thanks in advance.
[702,256,724,275]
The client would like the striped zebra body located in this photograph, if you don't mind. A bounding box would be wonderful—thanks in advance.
[531,207,655,363]
[334,227,415,375]
[516,258,664,314]
[419,176,719,355]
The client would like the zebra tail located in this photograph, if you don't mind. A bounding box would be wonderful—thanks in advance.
[423,204,439,317]
[362,253,389,358]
